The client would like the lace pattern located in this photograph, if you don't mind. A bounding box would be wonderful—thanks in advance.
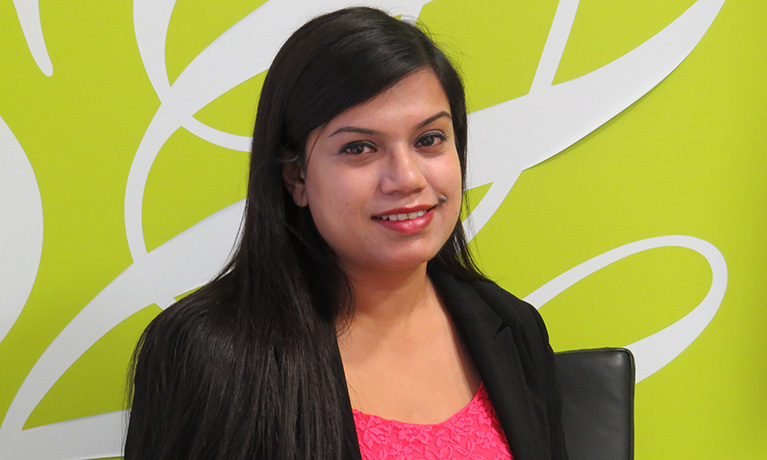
[352,383,513,460]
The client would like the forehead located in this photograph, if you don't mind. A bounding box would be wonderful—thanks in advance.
[322,69,451,133]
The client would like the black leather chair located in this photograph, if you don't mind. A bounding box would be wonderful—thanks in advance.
[554,348,635,460]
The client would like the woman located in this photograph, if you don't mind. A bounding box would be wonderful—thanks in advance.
[126,7,567,460]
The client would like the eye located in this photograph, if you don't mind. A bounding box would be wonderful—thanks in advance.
[416,131,447,148]
[340,141,376,155]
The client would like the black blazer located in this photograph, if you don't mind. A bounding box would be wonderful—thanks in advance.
[128,266,567,460]
[337,267,569,460]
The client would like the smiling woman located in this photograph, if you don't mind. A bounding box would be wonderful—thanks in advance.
[285,69,462,274]
[125,7,567,460]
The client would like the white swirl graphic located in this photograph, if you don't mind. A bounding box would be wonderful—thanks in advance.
[525,235,728,383]
[0,1,729,458]
[12,0,53,76]
[0,115,44,345]
[0,202,243,459]
[464,0,727,238]
[126,0,434,259]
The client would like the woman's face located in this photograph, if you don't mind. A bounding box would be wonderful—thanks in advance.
[284,69,462,275]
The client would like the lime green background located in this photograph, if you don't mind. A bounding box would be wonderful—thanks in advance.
[1,1,764,458]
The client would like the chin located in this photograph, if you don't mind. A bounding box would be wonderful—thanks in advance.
[375,250,442,272]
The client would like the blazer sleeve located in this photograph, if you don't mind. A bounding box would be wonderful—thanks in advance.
[529,300,569,460]
[473,279,569,460]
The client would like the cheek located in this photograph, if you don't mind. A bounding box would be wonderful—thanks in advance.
[448,160,464,220]
[305,169,364,231]
[440,155,463,202]
[427,154,463,223]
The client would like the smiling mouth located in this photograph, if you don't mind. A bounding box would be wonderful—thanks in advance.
[372,206,437,222]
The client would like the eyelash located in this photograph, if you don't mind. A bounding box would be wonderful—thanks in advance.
[338,131,448,155]
[416,131,448,148]
[339,141,376,155]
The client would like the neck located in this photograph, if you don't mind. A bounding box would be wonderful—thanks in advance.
[342,263,434,331]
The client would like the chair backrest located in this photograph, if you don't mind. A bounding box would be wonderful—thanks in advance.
[554,348,635,460]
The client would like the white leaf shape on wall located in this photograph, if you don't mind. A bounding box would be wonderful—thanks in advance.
[0,115,43,345]
[12,0,53,76]
[464,0,726,238]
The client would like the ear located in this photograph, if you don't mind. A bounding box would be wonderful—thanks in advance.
[282,161,309,207]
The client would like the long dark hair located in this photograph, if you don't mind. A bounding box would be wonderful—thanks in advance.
[125,7,483,460]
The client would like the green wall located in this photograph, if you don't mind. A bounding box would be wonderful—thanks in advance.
[1,1,764,458]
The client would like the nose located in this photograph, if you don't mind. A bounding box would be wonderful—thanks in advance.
[379,144,427,195]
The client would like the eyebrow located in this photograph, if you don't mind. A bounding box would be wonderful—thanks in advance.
[328,111,452,137]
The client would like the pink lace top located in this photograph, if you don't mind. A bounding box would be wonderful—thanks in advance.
[352,383,513,460]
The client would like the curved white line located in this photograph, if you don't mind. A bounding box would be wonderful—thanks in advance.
[124,105,178,258]
[127,0,434,260]
[0,201,244,458]
[13,0,53,76]
[0,411,126,460]
[133,0,176,97]
[530,0,579,92]
[185,117,251,152]
[461,174,520,241]
[525,235,727,382]
[465,0,725,238]
[0,115,43,345]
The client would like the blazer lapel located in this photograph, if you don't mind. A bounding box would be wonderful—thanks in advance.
[430,268,547,460]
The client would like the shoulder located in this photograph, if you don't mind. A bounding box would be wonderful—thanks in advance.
[126,286,256,458]
[429,266,568,459]
[138,292,215,362]
[430,263,552,350]
[468,276,552,353]
[132,280,257,403]
[138,273,246,353]
[132,294,220,396]
[468,277,541,325]
[431,266,547,339]
[430,266,553,369]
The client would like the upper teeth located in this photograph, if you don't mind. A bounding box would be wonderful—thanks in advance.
[379,210,426,221]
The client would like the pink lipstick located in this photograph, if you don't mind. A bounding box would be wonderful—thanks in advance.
[373,205,436,234]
